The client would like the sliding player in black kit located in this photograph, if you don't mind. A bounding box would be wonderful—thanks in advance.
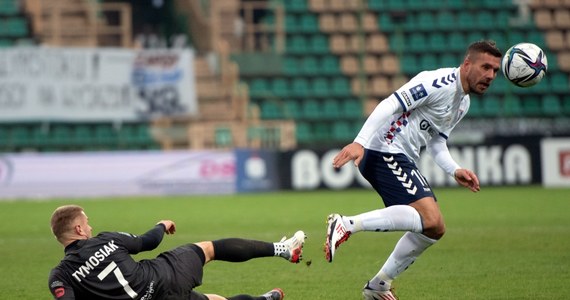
[48,205,306,300]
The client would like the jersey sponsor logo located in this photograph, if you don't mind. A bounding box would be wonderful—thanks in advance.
[432,72,457,88]
[419,119,431,130]
[409,84,427,101]
[400,91,412,106]
[54,287,65,298]
[72,240,119,282]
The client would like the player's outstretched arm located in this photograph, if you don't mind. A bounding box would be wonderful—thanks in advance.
[157,220,176,235]
[454,169,480,192]
[333,142,364,168]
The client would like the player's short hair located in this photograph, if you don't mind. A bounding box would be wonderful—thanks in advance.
[51,205,84,242]
[465,40,502,60]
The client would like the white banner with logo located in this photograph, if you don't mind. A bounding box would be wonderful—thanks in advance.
[541,138,570,187]
[0,150,234,199]
[0,47,197,121]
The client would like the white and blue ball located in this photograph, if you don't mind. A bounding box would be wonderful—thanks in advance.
[502,43,548,87]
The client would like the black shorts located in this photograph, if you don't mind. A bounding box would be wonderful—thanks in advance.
[359,149,436,207]
[156,244,208,300]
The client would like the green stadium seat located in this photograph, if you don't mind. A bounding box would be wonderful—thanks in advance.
[249,78,269,97]
[457,12,475,30]
[286,35,308,54]
[9,125,31,147]
[436,11,455,31]
[285,14,299,33]
[562,96,570,115]
[502,94,522,117]
[342,99,363,118]
[284,100,302,119]
[521,97,541,116]
[285,0,308,12]
[321,55,340,75]
[549,73,568,93]
[507,31,525,46]
[387,0,405,10]
[322,99,340,118]
[331,77,351,96]
[441,54,459,68]
[481,96,501,117]
[271,78,289,97]
[476,11,495,30]
[214,126,232,147]
[310,34,329,54]
[94,124,118,146]
[417,12,435,31]
[300,13,319,33]
[291,77,310,97]
[261,101,284,119]
[419,54,438,70]
[378,13,395,32]
[388,32,405,52]
[312,77,329,97]
[332,121,354,141]
[428,32,446,53]
[301,55,318,75]
[401,54,418,75]
[313,122,331,141]
[302,99,321,119]
[408,33,427,53]
[541,95,561,116]
[295,122,312,143]
[0,0,19,15]
[73,125,93,147]
[448,32,466,52]
[368,0,387,11]
[283,57,299,75]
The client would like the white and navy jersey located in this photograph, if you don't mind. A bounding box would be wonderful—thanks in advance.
[360,67,469,164]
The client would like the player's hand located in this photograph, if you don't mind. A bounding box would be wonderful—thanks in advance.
[333,142,364,168]
[454,169,480,192]
[157,220,176,234]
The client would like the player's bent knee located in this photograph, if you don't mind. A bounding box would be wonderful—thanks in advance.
[423,221,446,240]
[195,241,215,263]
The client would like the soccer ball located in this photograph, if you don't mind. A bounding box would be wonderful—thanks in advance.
[501,43,548,87]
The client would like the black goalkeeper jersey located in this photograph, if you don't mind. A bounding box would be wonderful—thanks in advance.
[48,228,167,300]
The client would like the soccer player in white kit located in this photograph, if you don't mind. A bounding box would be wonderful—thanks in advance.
[325,40,502,299]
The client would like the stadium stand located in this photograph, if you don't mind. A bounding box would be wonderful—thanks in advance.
[1,0,569,152]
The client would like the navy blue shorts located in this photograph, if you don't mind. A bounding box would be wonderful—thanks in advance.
[358,149,436,207]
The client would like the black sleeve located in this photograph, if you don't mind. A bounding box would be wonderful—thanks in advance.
[49,269,75,300]
[140,224,166,251]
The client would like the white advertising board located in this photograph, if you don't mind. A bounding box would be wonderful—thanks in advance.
[541,138,570,187]
[0,47,197,121]
[0,150,235,199]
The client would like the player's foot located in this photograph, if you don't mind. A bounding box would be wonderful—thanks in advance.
[362,282,398,300]
[324,213,351,262]
[278,230,306,263]
[262,288,285,300]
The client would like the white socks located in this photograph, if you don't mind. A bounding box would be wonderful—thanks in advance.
[368,232,437,291]
[342,205,424,234]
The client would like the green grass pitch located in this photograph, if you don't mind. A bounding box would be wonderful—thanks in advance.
[1,186,569,299]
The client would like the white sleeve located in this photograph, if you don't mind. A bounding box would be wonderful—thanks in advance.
[426,134,460,177]
[354,97,402,147]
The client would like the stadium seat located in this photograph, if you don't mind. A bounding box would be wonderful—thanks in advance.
[321,55,340,75]
[541,95,562,116]
[562,96,570,115]
[331,77,351,96]
[271,78,289,97]
[312,77,329,97]
[427,32,446,53]
[260,101,284,119]
[341,99,363,118]
[481,96,501,117]
[295,122,312,143]
[322,99,340,118]
[521,97,541,116]
[283,57,299,75]
[286,35,307,54]
[502,95,522,117]
[436,11,455,31]
[300,13,319,33]
[284,100,302,119]
[310,34,329,54]
[249,78,269,97]
[300,55,318,75]
[302,99,321,119]
[214,127,232,148]
[332,121,354,141]
[401,54,419,75]
[313,122,331,140]
[285,0,308,12]
[549,73,569,94]
[291,77,310,97]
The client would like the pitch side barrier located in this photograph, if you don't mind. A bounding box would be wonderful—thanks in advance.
[276,136,570,190]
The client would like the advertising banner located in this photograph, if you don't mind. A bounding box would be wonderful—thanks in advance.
[0,47,197,122]
[235,149,280,193]
[541,138,570,187]
[0,150,234,199]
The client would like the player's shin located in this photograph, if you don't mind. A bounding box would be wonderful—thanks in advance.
[368,232,437,291]
[344,205,423,234]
